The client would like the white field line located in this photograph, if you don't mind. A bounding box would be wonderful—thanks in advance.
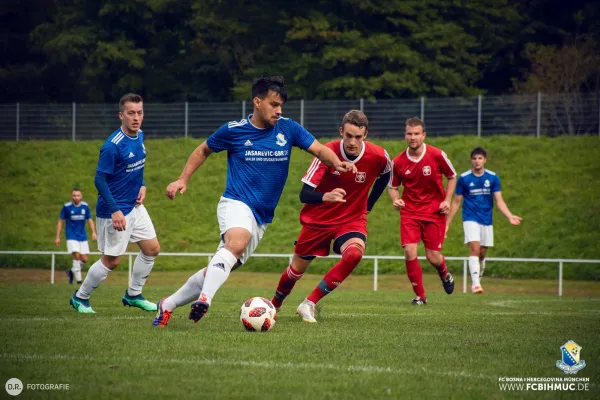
[0,352,496,381]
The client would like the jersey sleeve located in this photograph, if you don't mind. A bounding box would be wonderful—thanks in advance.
[85,205,92,219]
[381,149,393,175]
[59,206,67,220]
[389,159,401,189]
[301,158,327,188]
[96,143,118,174]
[439,151,457,178]
[291,120,316,150]
[492,175,501,192]
[206,123,231,153]
[455,175,465,195]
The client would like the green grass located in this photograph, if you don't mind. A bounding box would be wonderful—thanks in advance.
[1,271,599,399]
[1,136,599,279]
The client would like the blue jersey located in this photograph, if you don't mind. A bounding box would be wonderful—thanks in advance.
[455,169,501,225]
[96,128,146,218]
[60,201,92,241]
[207,115,315,224]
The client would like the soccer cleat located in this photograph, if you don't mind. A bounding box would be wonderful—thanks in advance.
[122,290,158,311]
[472,285,484,294]
[411,297,427,305]
[189,300,210,323]
[152,298,173,327]
[441,272,455,294]
[70,291,95,313]
[296,299,317,323]
[67,270,74,285]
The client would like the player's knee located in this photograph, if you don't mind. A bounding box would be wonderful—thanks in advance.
[342,244,364,266]
[224,241,248,259]
[80,255,88,263]
[144,243,160,257]
[102,255,120,269]
[425,252,441,265]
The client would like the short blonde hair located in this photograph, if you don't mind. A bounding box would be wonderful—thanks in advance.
[405,116,425,130]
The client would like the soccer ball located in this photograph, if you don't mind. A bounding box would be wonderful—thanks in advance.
[239,297,277,332]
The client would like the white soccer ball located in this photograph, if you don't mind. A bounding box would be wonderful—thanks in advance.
[239,297,277,332]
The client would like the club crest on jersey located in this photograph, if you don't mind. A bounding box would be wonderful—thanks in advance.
[276,133,287,147]
[422,166,431,176]
[484,179,490,187]
[355,172,366,183]
[81,209,85,214]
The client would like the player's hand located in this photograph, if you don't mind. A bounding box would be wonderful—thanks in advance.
[166,179,187,200]
[335,161,357,174]
[92,232,97,241]
[508,215,522,225]
[392,198,405,210]
[54,238,60,247]
[111,210,126,231]
[438,200,450,215]
[136,186,146,207]
[323,188,346,203]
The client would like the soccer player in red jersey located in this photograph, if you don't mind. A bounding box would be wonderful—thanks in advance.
[270,110,392,322]
[388,117,457,305]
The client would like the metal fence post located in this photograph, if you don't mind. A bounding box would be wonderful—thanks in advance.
[477,95,482,137]
[373,258,378,291]
[558,261,563,297]
[536,92,541,138]
[184,102,188,138]
[420,97,425,121]
[242,100,246,119]
[300,99,305,126]
[51,254,55,285]
[16,102,20,142]
[360,98,364,112]
[72,102,76,141]
[462,259,468,293]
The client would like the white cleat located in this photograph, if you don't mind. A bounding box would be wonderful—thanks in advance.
[296,299,317,323]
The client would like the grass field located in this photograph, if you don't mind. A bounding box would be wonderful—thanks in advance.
[2,270,599,399]
[1,136,600,279]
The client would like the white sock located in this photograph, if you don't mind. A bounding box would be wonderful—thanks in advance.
[469,256,481,287]
[76,260,111,299]
[72,260,83,282]
[199,248,237,305]
[128,252,155,297]
[163,268,206,311]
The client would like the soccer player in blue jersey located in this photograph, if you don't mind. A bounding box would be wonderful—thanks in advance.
[69,93,160,314]
[446,147,522,293]
[55,188,96,284]
[153,76,357,326]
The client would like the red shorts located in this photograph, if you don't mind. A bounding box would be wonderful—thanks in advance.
[294,221,367,257]
[400,217,445,251]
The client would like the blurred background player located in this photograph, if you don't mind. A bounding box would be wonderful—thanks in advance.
[446,147,522,293]
[388,117,456,305]
[153,76,356,327]
[69,93,160,314]
[270,110,391,323]
[55,188,96,284]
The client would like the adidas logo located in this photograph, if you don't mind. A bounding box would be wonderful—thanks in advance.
[244,140,253,146]
[405,169,411,175]
[213,262,225,271]
[469,182,475,187]
[129,152,135,158]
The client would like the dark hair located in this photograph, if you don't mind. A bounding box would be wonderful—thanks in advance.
[119,93,143,112]
[251,76,288,102]
[72,187,81,193]
[341,110,369,134]
[405,116,425,131]
[471,147,487,158]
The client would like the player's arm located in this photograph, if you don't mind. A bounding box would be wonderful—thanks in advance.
[367,171,391,212]
[299,183,346,204]
[166,141,214,199]
[306,141,357,173]
[438,151,457,215]
[445,194,463,236]
[493,191,522,225]
[55,219,63,247]
[387,162,404,210]
[87,218,97,241]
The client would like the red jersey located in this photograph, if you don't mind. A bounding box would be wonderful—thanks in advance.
[390,144,456,222]
[300,140,391,227]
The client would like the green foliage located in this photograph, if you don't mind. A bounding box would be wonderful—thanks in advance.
[0,136,599,280]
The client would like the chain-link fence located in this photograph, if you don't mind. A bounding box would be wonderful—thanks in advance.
[1,93,598,140]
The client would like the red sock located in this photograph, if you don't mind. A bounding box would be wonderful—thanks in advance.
[271,265,303,308]
[406,258,426,299]
[432,256,449,280]
[307,244,363,304]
